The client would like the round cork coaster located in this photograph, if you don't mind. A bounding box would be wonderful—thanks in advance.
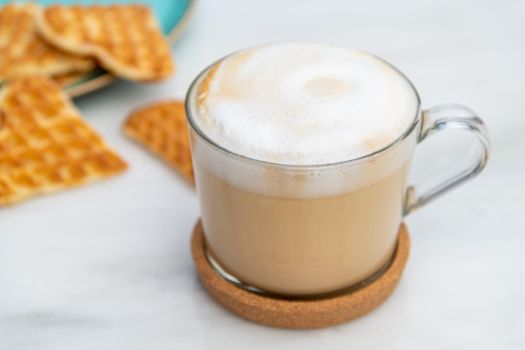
[191,220,410,329]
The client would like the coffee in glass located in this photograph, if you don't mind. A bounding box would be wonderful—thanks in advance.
[186,43,490,296]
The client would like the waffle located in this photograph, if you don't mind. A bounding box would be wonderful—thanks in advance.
[52,70,88,88]
[35,4,175,82]
[124,101,193,184]
[0,4,94,83]
[0,76,127,206]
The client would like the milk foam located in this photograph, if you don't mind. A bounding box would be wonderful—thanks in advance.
[195,43,418,166]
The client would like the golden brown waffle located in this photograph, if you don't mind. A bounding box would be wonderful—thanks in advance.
[124,101,193,184]
[52,70,88,88]
[0,4,94,83]
[0,76,127,206]
[35,4,175,82]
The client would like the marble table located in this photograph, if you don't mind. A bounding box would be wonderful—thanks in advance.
[1,0,524,349]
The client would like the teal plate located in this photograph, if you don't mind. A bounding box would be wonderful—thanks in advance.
[0,0,196,96]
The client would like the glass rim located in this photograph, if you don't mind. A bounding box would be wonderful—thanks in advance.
[185,43,422,170]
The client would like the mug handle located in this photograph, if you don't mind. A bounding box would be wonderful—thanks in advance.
[404,104,491,215]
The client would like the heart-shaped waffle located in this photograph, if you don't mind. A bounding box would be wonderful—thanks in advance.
[35,4,175,82]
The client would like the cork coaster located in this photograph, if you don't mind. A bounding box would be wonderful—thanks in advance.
[191,220,410,329]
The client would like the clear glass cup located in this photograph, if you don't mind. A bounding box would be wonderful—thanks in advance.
[185,49,490,297]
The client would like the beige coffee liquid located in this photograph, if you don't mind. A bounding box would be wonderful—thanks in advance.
[194,161,411,295]
[188,43,419,295]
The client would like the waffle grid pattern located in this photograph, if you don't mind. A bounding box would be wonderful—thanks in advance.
[0,77,127,205]
[124,101,193,183]
[0,4,93,82]
[37,4,174,81]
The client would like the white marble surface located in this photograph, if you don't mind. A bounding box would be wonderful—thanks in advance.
[1,0,524,349]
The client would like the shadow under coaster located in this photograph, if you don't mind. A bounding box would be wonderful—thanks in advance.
[191,220,410,329]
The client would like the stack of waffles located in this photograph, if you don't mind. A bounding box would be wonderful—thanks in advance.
[0,3,174,85]
[0,3,182,205]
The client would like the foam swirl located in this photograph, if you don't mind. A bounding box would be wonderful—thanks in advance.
[195,43,418,165]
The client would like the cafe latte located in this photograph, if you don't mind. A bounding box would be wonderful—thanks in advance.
[187,43,420,295]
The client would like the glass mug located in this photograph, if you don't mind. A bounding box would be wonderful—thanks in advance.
[185,47,490,297]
